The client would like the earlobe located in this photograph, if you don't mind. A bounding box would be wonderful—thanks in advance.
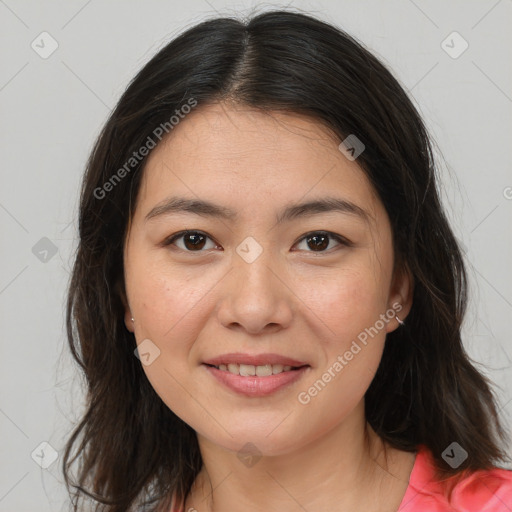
[386,264,414,333]
[124,310,135,332]
[116,278,134,333]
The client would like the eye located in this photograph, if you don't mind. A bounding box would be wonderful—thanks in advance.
[293,231,350,253]
[163,230,219,252]
[163,230,351,253]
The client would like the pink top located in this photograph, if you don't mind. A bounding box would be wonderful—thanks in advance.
[398,444,512,511]
[171,444,512,511]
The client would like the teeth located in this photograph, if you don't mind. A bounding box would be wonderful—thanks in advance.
[214,363,299,376]
[256,364,273,377]
[272,364,284,374]
[239,364,256,376]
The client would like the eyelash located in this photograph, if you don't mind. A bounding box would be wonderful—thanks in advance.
[162,230,351,254]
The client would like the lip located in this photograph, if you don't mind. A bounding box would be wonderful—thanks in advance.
[203,364,310,397]
[203,352,308,367]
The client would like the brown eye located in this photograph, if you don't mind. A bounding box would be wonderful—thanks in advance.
[294,231,349,253]
[163,230,350,254]
[164,231,218,252]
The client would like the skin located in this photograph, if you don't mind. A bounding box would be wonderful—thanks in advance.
[123,102,415,512]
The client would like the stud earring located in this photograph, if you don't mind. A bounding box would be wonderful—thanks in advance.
[131,317,134,322]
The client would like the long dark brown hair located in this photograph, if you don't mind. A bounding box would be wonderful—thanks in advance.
[62,8,511,511]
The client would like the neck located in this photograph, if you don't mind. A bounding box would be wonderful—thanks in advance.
[183,406,414,512]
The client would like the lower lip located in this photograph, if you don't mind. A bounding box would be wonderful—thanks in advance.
[203,364,310,397]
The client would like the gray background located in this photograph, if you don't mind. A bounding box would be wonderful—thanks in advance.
[1,0,511,510]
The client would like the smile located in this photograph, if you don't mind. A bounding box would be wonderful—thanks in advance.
[206,363,304,376]
[203,363,310,397]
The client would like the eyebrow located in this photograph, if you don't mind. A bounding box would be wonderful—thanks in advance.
[144,196,371,225]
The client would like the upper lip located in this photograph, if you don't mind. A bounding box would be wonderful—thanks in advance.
[203,353,309,367]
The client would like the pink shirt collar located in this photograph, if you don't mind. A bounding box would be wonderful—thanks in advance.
[398,444,512,511]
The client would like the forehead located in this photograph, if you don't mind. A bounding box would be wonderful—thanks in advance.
[135,102,383,224]
[146,102,342,170]
[173,102,339,149]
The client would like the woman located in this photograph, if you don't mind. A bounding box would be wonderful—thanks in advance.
[62,9,512,512]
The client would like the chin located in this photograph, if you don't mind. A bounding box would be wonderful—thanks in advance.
[202,427,305,458]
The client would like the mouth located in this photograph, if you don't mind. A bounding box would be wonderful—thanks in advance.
[202,362,311,397]
[204,362,309,377]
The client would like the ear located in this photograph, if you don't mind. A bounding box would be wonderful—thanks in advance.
[124,307,135,333]
[116,278,134,333]
[385,262,413,333]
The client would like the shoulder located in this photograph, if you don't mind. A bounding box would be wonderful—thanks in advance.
[448,465,512,512]
[401,444,512,512]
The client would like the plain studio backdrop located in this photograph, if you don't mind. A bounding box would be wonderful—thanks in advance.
[0,0,511,510]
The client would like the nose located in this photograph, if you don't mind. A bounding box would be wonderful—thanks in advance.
[216,247,294,335]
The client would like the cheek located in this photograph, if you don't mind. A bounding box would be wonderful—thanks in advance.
[293,261,390,403]
[125,262,218,425]
[128,260,215,342]
[294,269,388,429]
[299,265,390,341]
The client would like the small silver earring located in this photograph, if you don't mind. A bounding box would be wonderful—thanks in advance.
[131,317,134,322]
[396,315,404,326]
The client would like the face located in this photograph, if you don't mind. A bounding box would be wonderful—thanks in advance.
[123,102,411,456]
